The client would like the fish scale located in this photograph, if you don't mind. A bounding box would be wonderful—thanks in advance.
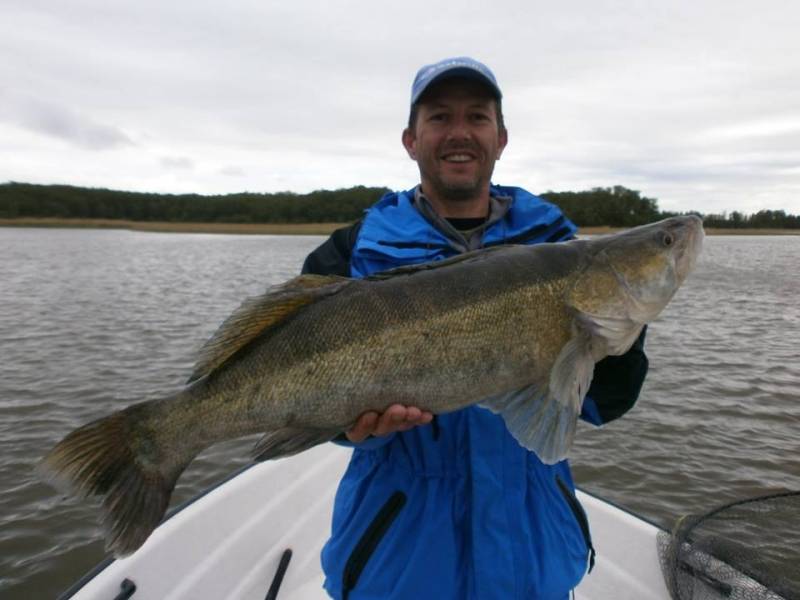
[39,215,703,556]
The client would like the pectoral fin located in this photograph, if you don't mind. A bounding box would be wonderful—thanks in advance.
[575,312,644,357]
[566,260,645,356]
[480,334,595,464]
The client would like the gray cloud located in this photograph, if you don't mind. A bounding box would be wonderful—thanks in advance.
[219,166,245,177]
[160,156,195,170]
[6,96,134,151]
[1,0,799,214]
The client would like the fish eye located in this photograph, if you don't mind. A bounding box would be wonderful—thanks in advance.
[661,232,674,247]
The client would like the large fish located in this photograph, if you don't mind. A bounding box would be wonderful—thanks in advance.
[40,215,703,556]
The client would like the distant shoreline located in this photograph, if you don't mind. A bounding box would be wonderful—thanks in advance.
[1,217,799,236]
[0,218,345,235]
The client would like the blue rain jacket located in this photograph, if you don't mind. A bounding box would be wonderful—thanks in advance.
[312,187,630,599]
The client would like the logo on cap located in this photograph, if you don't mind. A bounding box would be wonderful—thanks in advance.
[410,57,502,106]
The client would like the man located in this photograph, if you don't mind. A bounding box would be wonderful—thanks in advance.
[302,57,648,600]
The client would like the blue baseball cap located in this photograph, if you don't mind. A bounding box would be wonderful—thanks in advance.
[410,57,502,106]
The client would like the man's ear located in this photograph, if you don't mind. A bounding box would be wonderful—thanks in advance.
[496,128,508,160]
[402,128,417,160]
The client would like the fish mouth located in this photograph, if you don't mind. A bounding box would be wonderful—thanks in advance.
[672,215,705,282]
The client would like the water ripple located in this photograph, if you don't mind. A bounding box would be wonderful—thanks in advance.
[1,229,799,596]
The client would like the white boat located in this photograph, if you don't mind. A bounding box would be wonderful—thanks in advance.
[61,444,672,600]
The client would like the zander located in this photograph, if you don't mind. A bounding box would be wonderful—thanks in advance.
[40,215,704,556]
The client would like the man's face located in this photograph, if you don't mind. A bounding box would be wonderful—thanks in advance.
[402,77,507,206]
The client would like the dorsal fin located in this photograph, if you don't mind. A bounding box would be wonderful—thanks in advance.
[187,274,351,383]
[365,245,514,280]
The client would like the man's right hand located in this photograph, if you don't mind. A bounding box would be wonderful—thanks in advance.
[345,404,434,443]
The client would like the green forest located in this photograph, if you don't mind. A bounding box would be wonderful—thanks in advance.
[1,181,798,229]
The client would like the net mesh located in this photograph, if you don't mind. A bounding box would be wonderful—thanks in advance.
[657,491,800,600]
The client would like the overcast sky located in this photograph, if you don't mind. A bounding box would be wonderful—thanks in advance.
[2,0,799,215]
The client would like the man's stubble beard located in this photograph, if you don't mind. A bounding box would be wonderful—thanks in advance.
[421,165,494,203]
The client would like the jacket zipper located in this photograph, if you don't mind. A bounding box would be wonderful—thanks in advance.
[342,491,407,599]
[555,475,596,573]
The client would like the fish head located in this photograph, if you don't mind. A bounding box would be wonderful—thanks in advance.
[567,215,704,353]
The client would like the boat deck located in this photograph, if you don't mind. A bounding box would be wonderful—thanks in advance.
[63,444,671,600]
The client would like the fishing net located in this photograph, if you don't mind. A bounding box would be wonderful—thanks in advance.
[657,491,800,600]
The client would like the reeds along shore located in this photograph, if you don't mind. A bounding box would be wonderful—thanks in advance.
[1,218,799,236]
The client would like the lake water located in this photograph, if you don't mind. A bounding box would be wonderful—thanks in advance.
[1,228,798,598]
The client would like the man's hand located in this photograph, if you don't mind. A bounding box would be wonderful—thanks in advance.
[346,404,434,443]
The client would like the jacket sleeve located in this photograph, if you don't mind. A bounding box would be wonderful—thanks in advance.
[580,327,649,425]
[301,221,362,276]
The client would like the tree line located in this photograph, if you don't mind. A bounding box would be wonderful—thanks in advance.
[1,181,797,229]
[0,182,389,224]
[693,209,800,229]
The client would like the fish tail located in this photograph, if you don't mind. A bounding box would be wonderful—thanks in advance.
[38,400,190,557]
